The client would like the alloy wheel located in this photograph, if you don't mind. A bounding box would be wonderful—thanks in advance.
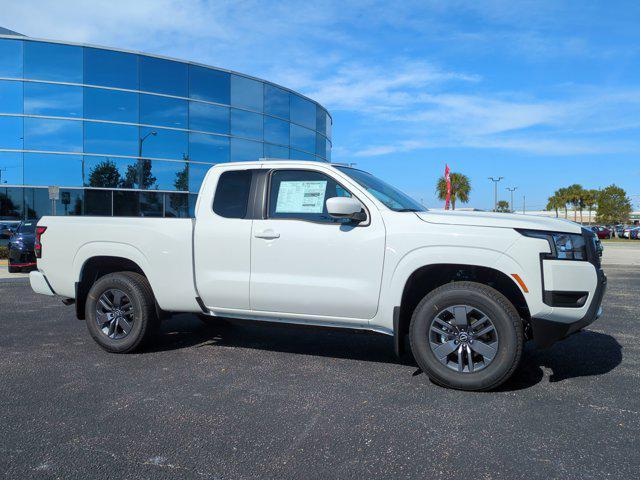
[428,305,499,373]
[96,289,135,340]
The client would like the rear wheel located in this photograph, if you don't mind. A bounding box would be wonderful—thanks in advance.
[8,264,20,273]
[410,282,523,391]
[85,272,157,353]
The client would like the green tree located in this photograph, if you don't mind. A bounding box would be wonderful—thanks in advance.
[496,200,511,213]
[122,159,157,190]
[565,184,584,222]
[546,193,565,218]
[436,172,471,210]
[596,184,632,224]
[582,189,599,225]
[87,159,122,188]
[174,163,189,192]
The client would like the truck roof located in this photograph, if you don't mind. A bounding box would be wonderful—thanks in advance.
[210,159,339,168]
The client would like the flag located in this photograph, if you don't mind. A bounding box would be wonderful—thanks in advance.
[444,164,451,210]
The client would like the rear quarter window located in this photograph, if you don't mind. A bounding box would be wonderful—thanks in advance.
[212,170,253,219]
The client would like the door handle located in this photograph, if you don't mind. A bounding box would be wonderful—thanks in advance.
[254,229,280,240]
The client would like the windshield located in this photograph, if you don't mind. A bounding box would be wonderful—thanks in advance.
[335,166,425,212]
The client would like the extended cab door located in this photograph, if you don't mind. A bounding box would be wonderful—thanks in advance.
[194,168,258,310]
[250,168,386,320]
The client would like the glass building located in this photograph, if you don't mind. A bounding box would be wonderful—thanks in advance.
[0,35,332,219]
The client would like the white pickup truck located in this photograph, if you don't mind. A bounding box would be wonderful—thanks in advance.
[29,160,606,391]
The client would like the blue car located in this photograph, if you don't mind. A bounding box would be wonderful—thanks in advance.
[8,221,37,273]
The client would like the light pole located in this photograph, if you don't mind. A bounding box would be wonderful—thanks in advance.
[488,176,503,211]
[137,131,157,188]
[506,186,518,212]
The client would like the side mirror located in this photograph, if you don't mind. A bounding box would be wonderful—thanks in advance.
[326,197,366,222]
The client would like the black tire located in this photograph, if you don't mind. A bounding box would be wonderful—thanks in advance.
[85,272,158,353]
[8,264,20,273]
[409,281,523,391]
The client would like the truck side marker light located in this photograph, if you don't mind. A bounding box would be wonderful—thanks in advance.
[511,274,529,293]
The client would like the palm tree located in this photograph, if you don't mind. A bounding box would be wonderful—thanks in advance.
[496,200,511,213]
[546,194,563,218]
[582,189,598,225]
[553,188,570,219]
[565,184,584,222]
[436,172,471,210]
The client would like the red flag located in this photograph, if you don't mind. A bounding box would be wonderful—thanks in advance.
[444,164,451,210]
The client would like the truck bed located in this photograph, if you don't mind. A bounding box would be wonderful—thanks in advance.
[36,216,200,312]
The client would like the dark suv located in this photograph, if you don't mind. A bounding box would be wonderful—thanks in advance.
[8,221,38,273]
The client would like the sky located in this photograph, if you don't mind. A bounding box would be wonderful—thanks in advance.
[4,0,640,211]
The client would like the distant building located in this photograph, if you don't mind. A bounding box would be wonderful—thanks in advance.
[0,33,332,219]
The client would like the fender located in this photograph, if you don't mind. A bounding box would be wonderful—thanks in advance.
[374,245,530,333]
[73,241,151,285]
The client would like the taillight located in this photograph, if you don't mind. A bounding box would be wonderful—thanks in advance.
[35,226,47,258]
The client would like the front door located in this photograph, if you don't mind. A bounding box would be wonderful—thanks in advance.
[250,168,385,320]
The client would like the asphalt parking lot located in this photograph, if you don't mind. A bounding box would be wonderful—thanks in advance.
[1,260,639,479]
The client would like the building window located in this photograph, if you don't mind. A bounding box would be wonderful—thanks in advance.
[230,75,263,112]
[189,101,229,134]
[23,153,83,187]
[290,94,316,130]
[84,122,139,157]
[0,151,23,185]
[230,109,263,141]
[24,82,83,118]
[189,65,230,104]
[164,192,189,218]
[316,133,327,158]
[264,116,289,146]
[230,138,263,162]
[187,162,211,193]
[290,124,315,153]
[84,189,112,216]
[113,190,140,216]
[84,87,139,123]
[139,127,188,160]
[189,133,230,163]
[84,47,138,90]
[0,80,23,114]
[24,117,82,153]
[0,116,23,150]
[140,93,188,129]
[24,41,83,83]
[264,143,289,160]
[140,55,188,97]
[140,191,163,217]
[0,39,23,78]
[264,84,289,120]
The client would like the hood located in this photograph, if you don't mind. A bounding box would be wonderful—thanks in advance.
[416,210,582,233]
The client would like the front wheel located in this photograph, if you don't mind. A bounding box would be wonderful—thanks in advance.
[85,272,158,353]
[410,282,523,391]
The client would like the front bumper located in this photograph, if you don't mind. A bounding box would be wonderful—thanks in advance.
[531,268,607,348]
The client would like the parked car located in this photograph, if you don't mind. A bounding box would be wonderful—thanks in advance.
[630,227,640,240]
[591,226,612,239]
[614,224,625,238]
[0,221,19,239]
[7,221,38,273]
[28,160,607,391]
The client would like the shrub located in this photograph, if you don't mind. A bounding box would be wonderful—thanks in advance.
[0,246,8,259]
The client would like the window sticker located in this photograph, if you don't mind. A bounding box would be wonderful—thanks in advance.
[275,180,327,213]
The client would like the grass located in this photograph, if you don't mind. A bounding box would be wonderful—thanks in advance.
[601,238,638,243]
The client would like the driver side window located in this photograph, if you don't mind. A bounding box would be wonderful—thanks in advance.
[268,169,352,223]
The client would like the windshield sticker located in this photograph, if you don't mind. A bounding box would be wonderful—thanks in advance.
[276,180,327,213]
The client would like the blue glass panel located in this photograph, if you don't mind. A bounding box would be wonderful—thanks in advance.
[139,126,188,160]
[264,84,289,119]
[84,189,112,216]
[316,133,327,158]
[0,187,23,219]
[230,138,262,162]
[24,42,83,83]
[54,189,83,216]
[140,93,187,128]
[84,87,138,123]
[150,160,186,190]
[0,39,23,77]
[326,113,332,139]
[316,106,327,135]
[0,151,23,184]
[289,149,315,161]
[290,94,316,129]
[24,187,52,218]
[189,102,228,134]
[263,143,289,159]
[231,75,262,112]
[113,190,140,216]
[24,82,82,118]
[140,56,188,97]
[230,109,262,140]
[84,47,138,90]
[290,124,315,153]
[326,138,331,161]
[190,65,230,104]
[189,133,229,163]
[140,191,163,217]
[84,156,135,188]
[0,116,23,149]
[187,162,211,192]
[263,116,289,146]
[164,192,188,217]
[23,153,83,187]
[24,117,82,152]
[84,122,138,156]
[0,80,23,114]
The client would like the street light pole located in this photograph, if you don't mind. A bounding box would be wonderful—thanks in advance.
[506,186,518,212]
[137,130,157,188]
[488,176,504,211]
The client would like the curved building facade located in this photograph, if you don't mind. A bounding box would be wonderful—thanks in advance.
[0,35,332,219]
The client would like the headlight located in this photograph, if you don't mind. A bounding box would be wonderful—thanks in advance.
[517,229,587,261]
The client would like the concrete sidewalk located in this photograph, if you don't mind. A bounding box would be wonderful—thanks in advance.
[601,241,640,266]
[0,260,29,280]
